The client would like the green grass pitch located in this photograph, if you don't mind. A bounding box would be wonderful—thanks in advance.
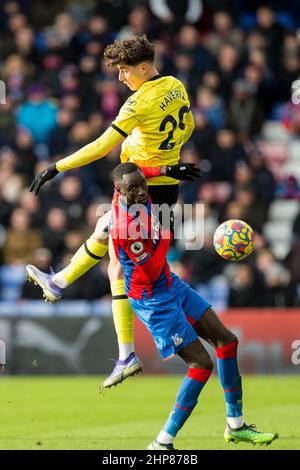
[0,375,299,450]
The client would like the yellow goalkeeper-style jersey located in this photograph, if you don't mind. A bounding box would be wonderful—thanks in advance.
[56,75,194,185]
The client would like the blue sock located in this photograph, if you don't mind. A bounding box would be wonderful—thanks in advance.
[163,368,211,437]
[216,341,243,419]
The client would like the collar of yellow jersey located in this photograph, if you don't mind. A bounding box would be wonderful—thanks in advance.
[148,74,162,82]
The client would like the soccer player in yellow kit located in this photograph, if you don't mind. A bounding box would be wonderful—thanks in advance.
[27,35,198,388]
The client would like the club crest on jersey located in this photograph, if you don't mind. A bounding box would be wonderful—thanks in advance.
[172,333,183,347]
[126,98,136,106]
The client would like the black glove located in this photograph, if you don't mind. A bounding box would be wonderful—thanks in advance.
[166,163,202,181]
[29,163,59,195]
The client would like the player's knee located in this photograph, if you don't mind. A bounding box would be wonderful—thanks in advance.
[224,332,238,347]
[191,354,213,372]
[217,332,238,349]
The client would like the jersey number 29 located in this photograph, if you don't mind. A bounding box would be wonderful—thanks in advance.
[159,105,189,150]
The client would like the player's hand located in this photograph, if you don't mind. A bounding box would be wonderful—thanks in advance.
[29,163,59,195]
[164,163,202,181]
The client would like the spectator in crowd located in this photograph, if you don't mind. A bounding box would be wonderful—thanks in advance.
[256,5,286,67]
[292,206,300,236]
[13,126,38,183]
[17,83,58,144]
[42,206,68,264]
[13,26,40,65]
[1,53,34,102]
[48,107,75,158]
[38,54,63,97]
[3,207,42,264]
[59,93,81,115]
[117,5,156,40]
[246,148,276,211]
[177,24,212,76]
[234,187,265,232]
[276,52,300,104]
[88,112,105,141]
[256,248,298,306]
[285,233,300,286]
[227,78,265,141]
[189,110,216,159]
[205,10,244,57]
[221,199,244,222]
[85,14,115,48]
[226,263,268,307]
[276,175,300,199]
[5,11,29,44]
[19,188,43,228]
[78,54,100,114]
[149,0,203,28]
[243,63,276,116]
[190,233,225,286]
[232,161,254,193]
[0,191,13,228]
[63,229,85,255]
[67,121,92,154]
[0,97,16,147]
[194,86,225,130]
[209,129,248,182]
[98,80,120,121]
[213,43,241,103]
[173,49,198,96]
[245,28,267,55]
[54,175,88,228]
[0,146,25,204]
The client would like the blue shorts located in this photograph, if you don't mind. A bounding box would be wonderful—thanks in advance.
[129,274,211,360]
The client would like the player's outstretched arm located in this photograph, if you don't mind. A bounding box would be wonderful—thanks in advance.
[140,163,202,181]
[56,127,124,172]
[29,127,125,195]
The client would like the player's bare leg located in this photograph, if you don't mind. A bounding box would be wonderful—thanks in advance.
[194,308,278,446]
[100,236,142,390]
[26,211,111,302]
[148,339,213,450]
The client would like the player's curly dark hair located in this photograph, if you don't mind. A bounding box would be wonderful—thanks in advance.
[104,35,155,66]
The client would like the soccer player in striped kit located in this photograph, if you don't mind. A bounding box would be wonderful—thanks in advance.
[103,162,278,450]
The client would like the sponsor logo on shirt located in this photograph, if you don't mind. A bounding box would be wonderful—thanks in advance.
[130,241,144,255]
[123,98,137,113]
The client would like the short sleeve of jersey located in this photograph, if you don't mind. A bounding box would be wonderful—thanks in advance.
[111,96,145,136]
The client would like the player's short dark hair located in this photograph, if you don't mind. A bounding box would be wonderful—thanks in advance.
[113,162,141,186]
[104,35,155,66]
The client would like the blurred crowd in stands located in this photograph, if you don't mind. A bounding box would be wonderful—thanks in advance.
[1,0,300,309]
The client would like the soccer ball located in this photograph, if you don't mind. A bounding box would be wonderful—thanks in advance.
[213,219,254,261]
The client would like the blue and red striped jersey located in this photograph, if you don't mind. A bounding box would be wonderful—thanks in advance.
[111,192,173,300]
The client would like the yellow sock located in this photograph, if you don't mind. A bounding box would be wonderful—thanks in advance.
[111,279,134,348]
[54,237,108,286]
